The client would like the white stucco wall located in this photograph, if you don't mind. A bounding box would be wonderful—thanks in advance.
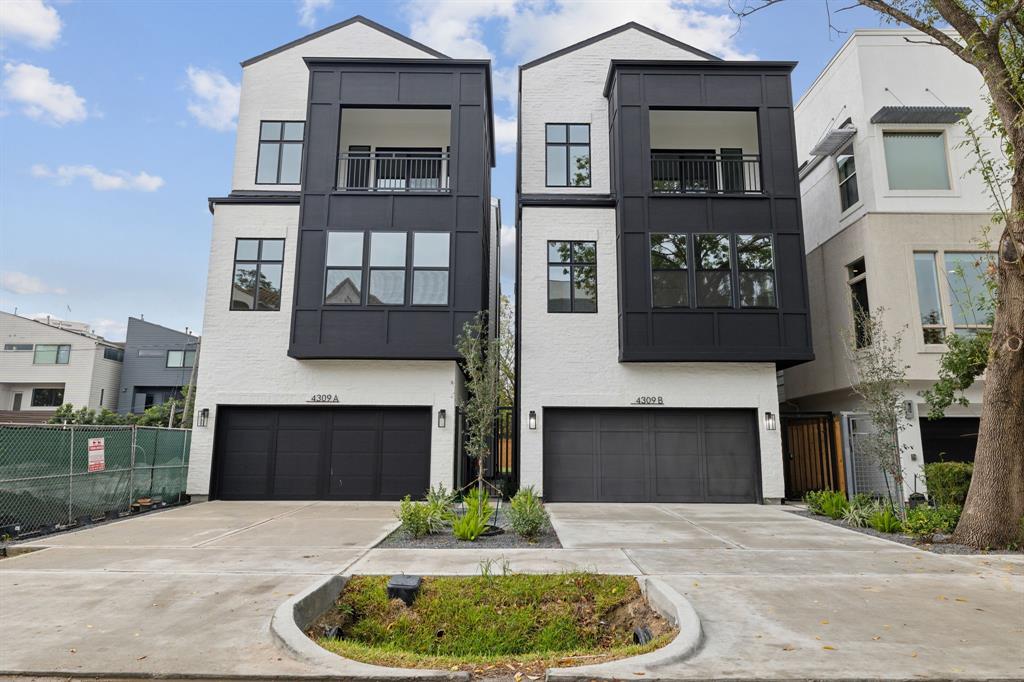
[520,28,710,195]
[232,21,439,192]
[518,207,784,499]
[185,203,461,496]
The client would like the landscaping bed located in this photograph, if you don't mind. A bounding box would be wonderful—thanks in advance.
[308,574,676,677]
[380,505,561,548]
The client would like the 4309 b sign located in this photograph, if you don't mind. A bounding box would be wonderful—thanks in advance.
[631,396,665,406]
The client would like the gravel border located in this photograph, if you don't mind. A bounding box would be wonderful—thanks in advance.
[787,508,1022,555]
[377,511,562,549]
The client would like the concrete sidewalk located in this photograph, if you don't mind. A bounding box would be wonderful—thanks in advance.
[0,501,1021,680]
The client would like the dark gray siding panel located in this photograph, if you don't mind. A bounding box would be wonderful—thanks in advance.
[117,318,199,414]
[289,60,492,360]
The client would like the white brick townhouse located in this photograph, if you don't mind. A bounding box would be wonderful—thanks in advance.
[516,24,813,503]
[187,17,497,500]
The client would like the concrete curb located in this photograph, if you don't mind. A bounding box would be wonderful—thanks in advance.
[270,573,470,681]
[544,576,703,682]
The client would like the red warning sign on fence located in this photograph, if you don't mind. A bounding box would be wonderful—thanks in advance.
[87,437,105,473]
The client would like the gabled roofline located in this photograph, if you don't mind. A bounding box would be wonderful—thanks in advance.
[0,310,120,347]
[520,21,721,71]
[127,316,199,340]
[241,15,449,68]
[602,59,797,97]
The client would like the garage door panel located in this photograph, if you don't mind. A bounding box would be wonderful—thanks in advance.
[598,432,646,456]
[654,451,701,478]
[652,412,699,430]
[655,475,702,499]
[598,412,645,431]
[546,452,593,477]
[599,476,646,501]
[215,407,430,500]
[546,431,594,455]
[600,451,645,477]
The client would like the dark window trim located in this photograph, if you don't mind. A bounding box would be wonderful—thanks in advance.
[411,231,452,307]
[736,233,778,309]
[547,240,598,314]
[694,233,735,309]
[650,233,691,309]
[230,238,285,312]
[545,123,591,188]
[255,120,305,185]
[367,231,409,307]
[31,387,65,407]
[32,344,70,365]
[3,343,33,351]
[166,349,196,369]
[103,346,124,362]
[847,257,871,348]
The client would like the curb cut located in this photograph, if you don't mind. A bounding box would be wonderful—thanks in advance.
[544,576,703,682]
[270,573,470,681]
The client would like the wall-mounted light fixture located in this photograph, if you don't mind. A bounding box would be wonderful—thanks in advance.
[903,400,915,421]
[764,411,777,431]
[437,409,447,428]
[198,408,210,428]
[528,410,537,430]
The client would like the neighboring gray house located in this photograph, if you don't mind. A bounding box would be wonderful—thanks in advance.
[117,317,199,414]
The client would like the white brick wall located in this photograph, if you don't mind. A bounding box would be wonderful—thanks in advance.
[520,29,710,195]
[185,203,462,496]
[518,207,785,499]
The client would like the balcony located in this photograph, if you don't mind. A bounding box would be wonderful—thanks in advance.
[335,108,451,192]
[649,109,762,195]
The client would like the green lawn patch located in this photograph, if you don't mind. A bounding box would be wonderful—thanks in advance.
[311,573,676,674]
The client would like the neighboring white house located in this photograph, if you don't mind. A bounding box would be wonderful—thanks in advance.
[784,29,1002,497]
[187,17,496,501]
[516,24,814,503]
[0,311,124,420]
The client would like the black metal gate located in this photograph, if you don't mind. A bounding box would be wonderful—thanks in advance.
[453,406,515,494]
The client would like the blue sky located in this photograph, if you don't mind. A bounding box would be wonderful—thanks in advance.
[0,0,886,341]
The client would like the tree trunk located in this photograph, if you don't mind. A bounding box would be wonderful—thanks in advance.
[952,186,1024,548]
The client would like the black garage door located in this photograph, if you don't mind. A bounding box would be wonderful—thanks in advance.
[213,406,430,500]
[544,409,759,503]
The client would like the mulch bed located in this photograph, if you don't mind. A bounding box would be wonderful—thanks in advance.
[378,511,562,549]
[787,508,1023,555]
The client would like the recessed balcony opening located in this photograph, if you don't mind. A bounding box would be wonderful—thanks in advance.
[649,110,762,194]
[337,108,451,192]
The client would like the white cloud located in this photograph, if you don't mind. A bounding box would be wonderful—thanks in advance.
[90,318,128,341]
[494,113,517,155]
[0,0,61,49]
[297,0,332,28]
[184,66,240,132]
[2,62,86,125]
[500,224,516,285]
[406,1,515,59]
[31,164,165,191]
[0,271,66,295]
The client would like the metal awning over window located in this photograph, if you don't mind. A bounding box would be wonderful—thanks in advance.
[870,105,971,124]
[809,126,857,157]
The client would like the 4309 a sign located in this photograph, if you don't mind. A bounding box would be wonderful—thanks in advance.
[307,394,340,403]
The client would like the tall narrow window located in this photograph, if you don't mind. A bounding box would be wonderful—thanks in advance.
[944,252,993,336]
[847,258,871,348]
[545,124,590,187]
[695,234,732,307]
[412,233,450,305]
[368,232,407,305]
[324,232,364,305]
[883,132,950,190]
[231,238,284,311]
[913,252,945,343]
[836,144,859,211]
[548,241,597,312]
[33,344,70,364]
[650,234,689,307]
[256,121,304,184]
[736,234,776,307]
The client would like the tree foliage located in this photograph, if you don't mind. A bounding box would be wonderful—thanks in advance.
[455,312,502,491]
[48,386,195,428]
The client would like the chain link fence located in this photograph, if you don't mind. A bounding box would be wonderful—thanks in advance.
[0,424,190,537]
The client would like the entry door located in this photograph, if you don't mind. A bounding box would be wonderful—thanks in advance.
[12,393,22,411]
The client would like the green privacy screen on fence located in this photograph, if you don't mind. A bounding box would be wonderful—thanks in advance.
[0,424,190,533]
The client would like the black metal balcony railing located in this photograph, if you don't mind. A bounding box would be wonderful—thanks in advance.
[337,151,450,192]
[651,152,762,194]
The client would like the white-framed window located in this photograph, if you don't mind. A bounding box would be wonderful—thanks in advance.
[883,131,950,190]
[913,250,994,343]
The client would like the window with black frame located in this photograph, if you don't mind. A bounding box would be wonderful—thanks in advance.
[231,238,284,311]
[695,234,733,307]
[836,144,859,211]
[368,232,407,304]
[325,232,365,305]
[412,232,450,305]
[736,234,776,307]
[546,124,591,187]
[31,388,64,407]
[650,234,689,307]
[847,257,871,348]
[548,241,597,312]
[256,121,304,184]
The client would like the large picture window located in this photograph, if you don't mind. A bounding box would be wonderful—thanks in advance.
[736,234,776,307]
[31,388,64,407]
[33,344,70,365]
[324,231,451,307]
[883,131,950,190]
[650,234,689,307]
[256,121,304,185]
[695,234,732,307]
[231,238,284,311]
[547,241,597,313]
[836,144,859,211]
[545,124,591,187]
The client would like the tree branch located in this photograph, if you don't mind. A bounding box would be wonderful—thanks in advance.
[988,0,1023,42]
[856,0,971,61]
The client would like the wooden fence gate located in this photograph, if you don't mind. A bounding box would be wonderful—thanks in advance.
[781,412,846,499]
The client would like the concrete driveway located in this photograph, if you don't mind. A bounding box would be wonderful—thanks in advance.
[1,501,1022,680]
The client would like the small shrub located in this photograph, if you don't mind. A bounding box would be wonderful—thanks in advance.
[424,484,455,534]
[850,492,876,510]
[923,461,973,507]
[396,496,431,538]
[868,506,903,533]
[507,486,549,540]
[453,487,493,541]
[903,504,962,537]
[842,503,873,528]
[804,490,849,519]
